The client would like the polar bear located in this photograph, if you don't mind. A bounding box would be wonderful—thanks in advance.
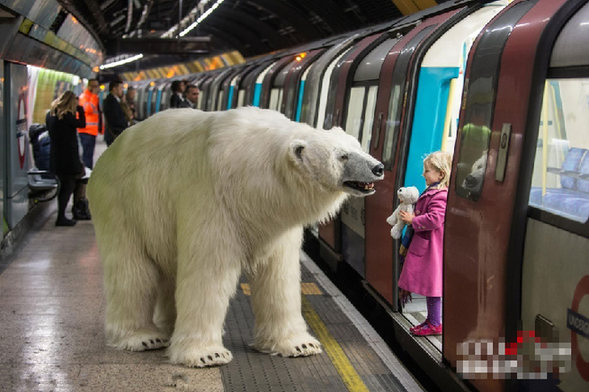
[87,106,384,368]
[386,186,419,239]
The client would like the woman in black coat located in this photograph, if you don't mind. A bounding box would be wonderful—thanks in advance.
[46,90,86,226]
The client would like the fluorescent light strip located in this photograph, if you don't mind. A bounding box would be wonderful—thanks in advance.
[100,54,144,69]
[179,0,224,37]
[99,0,222,70]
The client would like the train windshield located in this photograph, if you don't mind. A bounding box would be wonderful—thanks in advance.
[528,79,589,224]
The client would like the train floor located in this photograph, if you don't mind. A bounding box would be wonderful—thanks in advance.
[0,138,426,392]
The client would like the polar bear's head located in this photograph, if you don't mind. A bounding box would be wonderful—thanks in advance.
[287,126,384,197]
[397,186,419,204]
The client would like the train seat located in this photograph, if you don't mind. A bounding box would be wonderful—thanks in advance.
[529,147,589,222]
[27,123,59,202]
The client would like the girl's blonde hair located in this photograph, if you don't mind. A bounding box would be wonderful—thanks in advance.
[425,150,452,188]
[50,90,77,120]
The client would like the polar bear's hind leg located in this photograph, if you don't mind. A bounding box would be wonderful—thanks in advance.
[101,231,169,351]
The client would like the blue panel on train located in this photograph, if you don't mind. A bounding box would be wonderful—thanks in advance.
[404,67,459,192]
[295,81,305,122]
[155,90,162,113]
[227,86,234,110]
[253,83,262,107]
[146,90,153,117]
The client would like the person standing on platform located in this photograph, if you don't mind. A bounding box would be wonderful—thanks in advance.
[184,84,200,109]
[103,80,128,146]
[398,151,452,336]
[77,79,102,169]
[125,86,138,121]
[46,91,86,226]
[169,80,187,108]
[120,90,135,126]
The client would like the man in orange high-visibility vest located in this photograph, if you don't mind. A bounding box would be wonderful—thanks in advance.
[78,79,102,169]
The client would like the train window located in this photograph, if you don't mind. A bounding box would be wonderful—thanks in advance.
[217,91,224,111]
[317,48,352,129]
[237,89,245,108]
[361,86,378,152]
[344,85,378,153]
[528,79,589,223]
[382,85,401,168]
[269,88,282,111]
[454,123,491,200]
[345,87,365,141]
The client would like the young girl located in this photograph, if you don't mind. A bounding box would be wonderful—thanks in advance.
[398,151,452,336]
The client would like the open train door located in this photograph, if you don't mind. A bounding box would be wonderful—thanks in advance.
[444,0,586,391]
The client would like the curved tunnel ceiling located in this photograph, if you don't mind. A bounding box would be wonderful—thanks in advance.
[57,0,449,74]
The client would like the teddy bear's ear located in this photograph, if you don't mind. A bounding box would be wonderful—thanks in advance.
[289,139,307,163]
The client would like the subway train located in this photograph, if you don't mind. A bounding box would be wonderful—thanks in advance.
[126,0,589,390]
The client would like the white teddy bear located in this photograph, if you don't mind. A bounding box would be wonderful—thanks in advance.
[386,186,419,239]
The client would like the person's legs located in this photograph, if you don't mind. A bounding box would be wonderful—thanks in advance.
[79,133,96,169]
[56,175,76,226]
[426,297,442,326]
[412,297,442,336]
[72,179,91,220]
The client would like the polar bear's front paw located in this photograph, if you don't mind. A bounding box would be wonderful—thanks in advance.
[169,345,233,368]
[288,340,322,357]
[256,334,322,357]
[112,329,170,351]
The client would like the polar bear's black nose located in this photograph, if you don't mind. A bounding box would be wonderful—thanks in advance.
[372,163,384,177]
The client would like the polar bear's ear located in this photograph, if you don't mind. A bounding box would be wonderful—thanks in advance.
[289,139,307,163]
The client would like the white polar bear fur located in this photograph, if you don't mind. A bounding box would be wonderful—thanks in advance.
[87,106,383,368]
[386,186,419,239]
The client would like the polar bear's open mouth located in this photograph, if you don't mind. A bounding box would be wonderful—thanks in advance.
[344,181,375,194]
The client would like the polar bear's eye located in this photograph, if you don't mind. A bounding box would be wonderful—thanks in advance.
[340,154,349,161]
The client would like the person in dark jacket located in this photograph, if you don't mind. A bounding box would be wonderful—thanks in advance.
[46,91,86,226]
[169,80,187,108]
[103,80,128,146]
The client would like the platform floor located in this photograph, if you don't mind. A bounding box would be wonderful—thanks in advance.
[0,139,425,392]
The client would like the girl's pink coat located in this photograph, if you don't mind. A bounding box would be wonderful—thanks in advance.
[398,187,447,297]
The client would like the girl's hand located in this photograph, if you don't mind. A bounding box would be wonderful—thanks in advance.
[399,210,415,224]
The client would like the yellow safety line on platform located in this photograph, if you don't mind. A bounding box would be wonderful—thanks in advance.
[302,296,369,392]
[240,282,323,296]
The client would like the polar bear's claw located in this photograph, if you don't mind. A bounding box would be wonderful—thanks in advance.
[113,331,170,351]
[288,341,322,357]
[255,334,322,357]
[169,346,233,368]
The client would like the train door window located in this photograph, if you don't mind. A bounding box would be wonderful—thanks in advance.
[345,87,365,141]
[216,91,224,111]
[269,88,283,111]
[343,85,377,153]
[528,79,589,223]
[237,89,245,107]
[317,48,352,129]
[382,85,401,168]
[361,86,378,152]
